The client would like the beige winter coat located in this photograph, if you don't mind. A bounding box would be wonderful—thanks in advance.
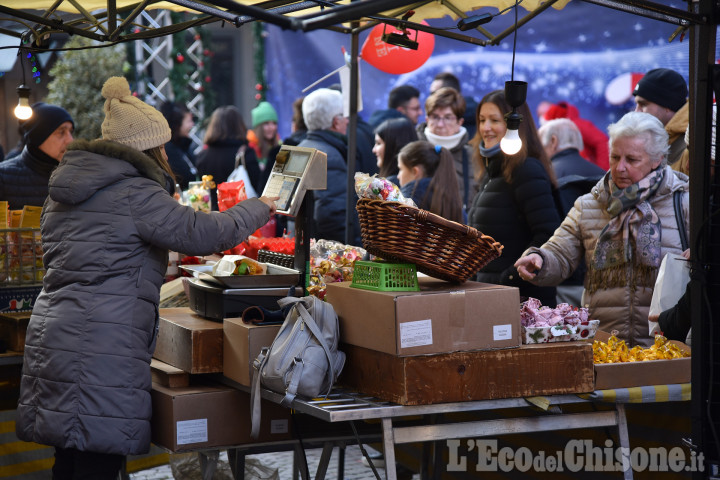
[524,166,689,346]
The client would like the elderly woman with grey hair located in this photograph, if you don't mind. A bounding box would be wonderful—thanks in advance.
[514,112,689,346]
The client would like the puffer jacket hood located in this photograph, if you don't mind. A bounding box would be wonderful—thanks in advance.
[51,139,167,205]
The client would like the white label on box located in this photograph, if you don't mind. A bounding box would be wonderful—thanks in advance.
[493,324,513,341]
[270,419,289,434]
[400,319,433,348]
[176,418,208,445]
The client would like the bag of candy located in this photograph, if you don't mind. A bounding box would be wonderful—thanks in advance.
[354,172,416,206]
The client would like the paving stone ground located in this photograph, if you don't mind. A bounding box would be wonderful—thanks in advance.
[129,446,416,480]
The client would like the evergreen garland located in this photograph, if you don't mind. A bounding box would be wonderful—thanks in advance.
[253,22,267,102]
[167,12,214,121]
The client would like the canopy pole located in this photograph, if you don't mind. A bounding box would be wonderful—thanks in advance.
[345,26,360,245]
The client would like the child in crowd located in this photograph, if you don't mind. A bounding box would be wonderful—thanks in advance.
[397,140,463,223]
[373,117,418,185]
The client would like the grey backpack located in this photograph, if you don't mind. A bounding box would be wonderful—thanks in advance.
[250,296,345,438]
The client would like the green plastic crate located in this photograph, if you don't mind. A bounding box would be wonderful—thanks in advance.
[351,260,419,291]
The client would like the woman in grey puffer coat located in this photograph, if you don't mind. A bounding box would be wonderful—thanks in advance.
[16,77,277,479]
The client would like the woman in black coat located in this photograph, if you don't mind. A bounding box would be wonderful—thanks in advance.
[467,90,561,306]
[196,106,260,210]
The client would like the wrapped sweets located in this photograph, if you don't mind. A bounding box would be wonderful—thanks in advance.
[593,331,690,363]
[354,172,416,206]
[520,298,590,327]
[186,175,215,212]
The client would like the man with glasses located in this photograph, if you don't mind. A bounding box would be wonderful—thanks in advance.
[417,87,477,214]
[368,85,422,128]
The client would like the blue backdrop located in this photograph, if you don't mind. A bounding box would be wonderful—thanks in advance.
[265,1,712,140]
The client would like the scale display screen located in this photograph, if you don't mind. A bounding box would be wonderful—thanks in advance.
[284,151,311,176]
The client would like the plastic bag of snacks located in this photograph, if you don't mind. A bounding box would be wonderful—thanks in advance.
[186,175,216,213]
[217,180,249,212]
[307,239,366,300]
[354,172,416,206]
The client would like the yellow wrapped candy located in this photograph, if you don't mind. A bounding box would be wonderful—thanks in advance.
[593,331,690,364]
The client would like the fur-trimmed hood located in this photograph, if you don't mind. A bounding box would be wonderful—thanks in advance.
[50,139,170,205]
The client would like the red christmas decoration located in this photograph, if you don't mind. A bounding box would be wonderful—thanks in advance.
[205,76,212,83]
[255,93,262,100]
[176,53,185,63]
[195,34,201,40]
[199,61,204,68]
[203,49,211,56]
[255,83,263,91]
[361,22,435,75]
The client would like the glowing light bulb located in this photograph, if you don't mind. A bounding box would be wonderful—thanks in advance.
[500,128,522,155]
[14,86,32,120]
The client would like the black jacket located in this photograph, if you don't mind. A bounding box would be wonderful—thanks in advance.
[0,146,58,209]
[468,153,561,306]
[552,148,606,180]
[165,137,198,190]
[298,130,362,245]
[658,284,691,342]
[196,139,259,210]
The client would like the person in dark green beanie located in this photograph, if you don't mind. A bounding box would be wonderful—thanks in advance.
[247,101,281,192]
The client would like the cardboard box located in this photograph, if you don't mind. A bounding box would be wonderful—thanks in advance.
[0,312,30,351]
[593,331,691,390]
[326,278,521,356]
[154,308,223,374]
[339,341,594,405]
[150,358,190,388]
[223,318,281,386]
[151,382,292,452]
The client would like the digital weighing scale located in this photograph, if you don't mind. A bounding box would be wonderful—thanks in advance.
[183,145,328,320]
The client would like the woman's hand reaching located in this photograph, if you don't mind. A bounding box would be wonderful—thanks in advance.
[514,253,544,281]
[259,196,279,216]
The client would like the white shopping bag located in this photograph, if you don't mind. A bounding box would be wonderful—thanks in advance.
[648,253,690,336]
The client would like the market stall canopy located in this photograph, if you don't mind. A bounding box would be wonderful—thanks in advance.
[0,0,705,52]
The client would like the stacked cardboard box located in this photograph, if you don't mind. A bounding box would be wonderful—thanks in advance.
[326,278,595,404]
[154,308,223,374]
[223,318,281,387]
[151,381,292,452]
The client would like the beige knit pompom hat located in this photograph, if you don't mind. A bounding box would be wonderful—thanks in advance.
[101,76,171,151]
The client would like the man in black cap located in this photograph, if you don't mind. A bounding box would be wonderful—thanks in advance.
[0,103,74,209]
[633,68,688,167]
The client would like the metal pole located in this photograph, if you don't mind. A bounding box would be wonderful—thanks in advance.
[345,26,359,245]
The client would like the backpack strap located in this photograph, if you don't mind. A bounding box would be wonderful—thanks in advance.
[250,346,270,438]
[673,189,689,251]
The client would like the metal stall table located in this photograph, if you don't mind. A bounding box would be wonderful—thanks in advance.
[253,387,634,480]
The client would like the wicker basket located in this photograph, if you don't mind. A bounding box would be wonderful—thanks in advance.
[356,198,503,283]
